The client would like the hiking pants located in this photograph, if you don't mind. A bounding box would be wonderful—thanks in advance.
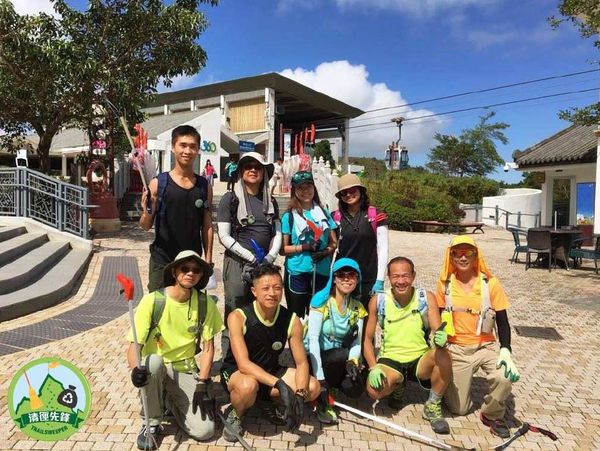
[445,342,512,419]
[221,255,254,358]
[142,354,215,441]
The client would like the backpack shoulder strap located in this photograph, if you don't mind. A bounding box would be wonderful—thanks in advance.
[149,288,167,341]
[155,172,169,234]
[416,288,429,331]
[367,205,378,234]
[481,274,491,312]
[376,292,386,326]
[444,279,452,311]
[229,192,241,237]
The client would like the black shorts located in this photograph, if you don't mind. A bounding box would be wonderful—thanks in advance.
[220,365,288,399]
[378,355,431,390]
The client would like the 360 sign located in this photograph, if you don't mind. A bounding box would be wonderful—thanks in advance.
[201,140,217,153]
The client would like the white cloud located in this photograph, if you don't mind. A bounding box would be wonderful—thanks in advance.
[279,60,447,159]
[277,0,499,17]
[10,0,56,16]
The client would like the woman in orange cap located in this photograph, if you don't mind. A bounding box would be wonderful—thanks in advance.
[435,236,520,439]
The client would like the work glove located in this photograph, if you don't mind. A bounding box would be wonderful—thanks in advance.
[192,379,216,421]
[241,262,258,285]
[367,365,387,391]
[497,347,520,383]
[370,280,385,294]
[345,360,360,382]
[274,379,300,432]
[131,366,149,388]
[432,326,448,348]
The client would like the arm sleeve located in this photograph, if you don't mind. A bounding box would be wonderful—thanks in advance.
[348,317,364,362]
[495,310,511,351]
[217,222,256,263]
[266,220,282,262]
[376,224,389,281]
[307,309,325,380]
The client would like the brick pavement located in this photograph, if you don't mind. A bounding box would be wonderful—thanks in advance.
[1,224,599,450]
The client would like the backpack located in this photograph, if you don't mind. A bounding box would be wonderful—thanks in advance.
[443,274,492,336]
[228,191,277,239]
[376,288,429,331]
[155,172,208,237]
[148,288,210,354]
[303,298,362,349]
[333,205,379,235]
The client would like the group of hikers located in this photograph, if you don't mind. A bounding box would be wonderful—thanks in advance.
[129,125,520,449]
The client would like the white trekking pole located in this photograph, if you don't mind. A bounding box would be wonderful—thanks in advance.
[117,274,157,450]
[334,400,475,451]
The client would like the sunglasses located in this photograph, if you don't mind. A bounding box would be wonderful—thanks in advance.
[292,172,313,184]
[450,249,477,259]
[243,163,263,171]
[339,186,359,197]
[179,265,202,274]
[335,270,358,280]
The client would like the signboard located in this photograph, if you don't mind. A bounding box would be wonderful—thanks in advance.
[239,140,255,153]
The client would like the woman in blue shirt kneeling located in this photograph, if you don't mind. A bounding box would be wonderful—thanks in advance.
[306,257,367,424]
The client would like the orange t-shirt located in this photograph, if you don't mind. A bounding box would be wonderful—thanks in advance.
[435,274,509,346]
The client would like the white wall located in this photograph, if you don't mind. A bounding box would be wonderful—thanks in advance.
[482,188,542,229]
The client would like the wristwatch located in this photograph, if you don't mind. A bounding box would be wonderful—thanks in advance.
[295,388,308,401]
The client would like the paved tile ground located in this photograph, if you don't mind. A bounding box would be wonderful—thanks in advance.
[1,224,600,450]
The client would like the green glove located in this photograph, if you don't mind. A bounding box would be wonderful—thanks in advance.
[497,347,520,382]
[432,329,448,348]
[367,365,387,391]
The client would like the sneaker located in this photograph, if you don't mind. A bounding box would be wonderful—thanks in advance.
[316,403,338,424]
[260,400,286,426]
[480,413,510,439]
[387,379,406,410]
[136,424,162,450]
[422,400,450,434]
[222,406,244,443]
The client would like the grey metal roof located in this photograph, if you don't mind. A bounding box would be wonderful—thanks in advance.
[141,107,214,138]
[515,124,598,167]
[24,128,89,150]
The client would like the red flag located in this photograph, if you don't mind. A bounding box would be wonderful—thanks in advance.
[310,124,316,143]
[306,220,323,242]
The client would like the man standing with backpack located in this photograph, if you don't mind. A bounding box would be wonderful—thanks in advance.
[126,250,224,449]
[217,152,282,357]
[140,125,213,292]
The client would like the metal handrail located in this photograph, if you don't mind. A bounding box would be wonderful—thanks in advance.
[0,167,90,239]
[460,203,541,229]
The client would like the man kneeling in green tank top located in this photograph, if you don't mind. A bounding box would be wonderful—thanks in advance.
[363,256,452,434]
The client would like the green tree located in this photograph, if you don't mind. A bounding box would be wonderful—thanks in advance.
[0,0,218,173]
[426,112,508,177]
[348,156,387,179]
[550,1,600,125]
[313,139,336,170]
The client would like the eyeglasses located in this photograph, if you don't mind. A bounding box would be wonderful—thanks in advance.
[292,171,313,184]
[334,271,358,280]
[179,265,202,274]
[339,186,359,197]
[450,249,477,259]
[243,163,263,171]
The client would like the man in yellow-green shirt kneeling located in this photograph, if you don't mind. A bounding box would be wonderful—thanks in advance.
[363,256,453,435]
[126,250,224,450]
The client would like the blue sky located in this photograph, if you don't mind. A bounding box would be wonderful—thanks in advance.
[17,0,600,182]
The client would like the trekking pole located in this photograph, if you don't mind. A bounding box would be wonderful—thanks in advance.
[117,274,157,450]
[491,422,558,451]
[334,400,475,451]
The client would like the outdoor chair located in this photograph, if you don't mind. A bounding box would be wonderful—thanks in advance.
[526,229,553,272]
[569,235,600,274]
[508,227,528,263]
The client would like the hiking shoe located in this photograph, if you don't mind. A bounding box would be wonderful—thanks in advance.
[422,400,450,434]
[387,379,406,410]
[481,413,510,439]
[136,424,163,450]
[222,406,244,443]
[316,403,338,424]
[261,400,286,426]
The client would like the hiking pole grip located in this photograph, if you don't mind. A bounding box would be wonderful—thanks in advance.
[529,425,558,441]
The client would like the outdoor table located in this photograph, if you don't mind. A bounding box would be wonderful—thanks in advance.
[529,227,582,269]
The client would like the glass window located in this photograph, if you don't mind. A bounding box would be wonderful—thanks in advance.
[576,182,595,225]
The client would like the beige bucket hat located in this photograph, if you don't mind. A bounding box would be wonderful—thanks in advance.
[163,250,213,289]
[335,173,365,198]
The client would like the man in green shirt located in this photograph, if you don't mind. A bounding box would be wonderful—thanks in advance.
[363,257,452,434]
[126,250,224,450]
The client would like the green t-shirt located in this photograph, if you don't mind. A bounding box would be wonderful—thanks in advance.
[379,288,429,363]
[127,289,224,363]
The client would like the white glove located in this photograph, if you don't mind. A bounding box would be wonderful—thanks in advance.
[497,347,520,382]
